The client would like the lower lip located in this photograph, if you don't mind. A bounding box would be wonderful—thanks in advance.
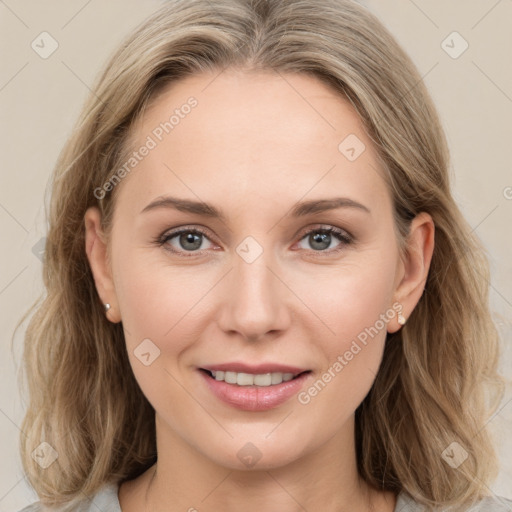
[199,370,312,411]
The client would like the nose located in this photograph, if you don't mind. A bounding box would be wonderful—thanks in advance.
[217,243,292,342]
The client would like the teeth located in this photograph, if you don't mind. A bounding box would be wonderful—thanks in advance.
[210,370,297,386]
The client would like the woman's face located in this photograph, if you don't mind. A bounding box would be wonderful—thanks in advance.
[93,69,413,470]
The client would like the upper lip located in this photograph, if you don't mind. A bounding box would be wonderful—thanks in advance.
[200,362,309,375]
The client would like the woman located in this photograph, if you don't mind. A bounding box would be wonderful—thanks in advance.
[18,0,511,511]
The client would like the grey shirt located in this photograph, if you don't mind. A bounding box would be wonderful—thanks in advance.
[18,481,512,511]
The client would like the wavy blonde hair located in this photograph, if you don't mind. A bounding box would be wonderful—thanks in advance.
[17,0,505,510]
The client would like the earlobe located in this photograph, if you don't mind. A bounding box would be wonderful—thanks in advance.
[388,212,435,333]
[84,207,121,323]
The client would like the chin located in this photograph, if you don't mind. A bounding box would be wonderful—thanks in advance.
[201,436,307,472]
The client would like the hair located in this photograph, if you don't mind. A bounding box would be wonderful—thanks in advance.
[17,0,505,510]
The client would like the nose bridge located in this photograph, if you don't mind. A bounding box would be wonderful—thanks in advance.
[218,235,290,340]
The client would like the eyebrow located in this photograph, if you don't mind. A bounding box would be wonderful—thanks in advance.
[140,195,371,220]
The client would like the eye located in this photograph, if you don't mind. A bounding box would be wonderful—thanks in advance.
[295,226,353,253]
[158,227,216,255]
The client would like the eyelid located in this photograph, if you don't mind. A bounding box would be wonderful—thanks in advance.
[295,223,353,243]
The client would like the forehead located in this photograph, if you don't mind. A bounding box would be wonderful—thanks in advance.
[117,69,390,218]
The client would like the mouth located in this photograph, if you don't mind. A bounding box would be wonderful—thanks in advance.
[199,368,311,387]
[198,366,313,411]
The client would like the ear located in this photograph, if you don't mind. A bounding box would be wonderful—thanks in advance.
[387,212,435,333]
[84,207,121,323]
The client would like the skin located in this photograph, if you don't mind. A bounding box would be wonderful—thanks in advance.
[85,68,434,512]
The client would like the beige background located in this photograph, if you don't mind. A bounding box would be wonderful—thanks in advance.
[1,0,511,509]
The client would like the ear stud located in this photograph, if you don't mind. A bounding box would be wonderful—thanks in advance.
[397,304,406,326]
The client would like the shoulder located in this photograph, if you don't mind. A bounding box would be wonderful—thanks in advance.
[395,491,512,511]
[17,481,122,512]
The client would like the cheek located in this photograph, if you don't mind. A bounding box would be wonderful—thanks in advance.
[112,247,220,363]
[111,254,212,412]
[297,250,398,409]
[302,248,397,346]
[118,264,200,325]
[333,271,395,345]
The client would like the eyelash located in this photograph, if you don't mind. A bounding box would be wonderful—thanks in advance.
[154,224,354,258]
